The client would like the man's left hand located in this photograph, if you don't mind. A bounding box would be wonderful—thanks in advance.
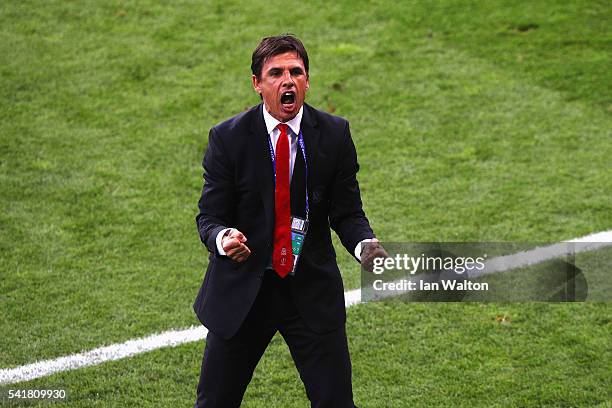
[360,238,389,273]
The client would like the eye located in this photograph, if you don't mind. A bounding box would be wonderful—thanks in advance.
[268,69,281,77]
[290,68,304,76]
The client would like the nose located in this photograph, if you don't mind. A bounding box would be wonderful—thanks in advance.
[282,70,294,87]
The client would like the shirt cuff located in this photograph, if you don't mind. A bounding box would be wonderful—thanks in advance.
[215,228,233,255]
[354,238,376,261]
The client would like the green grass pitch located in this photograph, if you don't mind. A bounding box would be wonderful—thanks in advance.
[1,1,610,406]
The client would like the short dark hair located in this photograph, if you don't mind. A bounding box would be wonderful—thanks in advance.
[251,35,309,79]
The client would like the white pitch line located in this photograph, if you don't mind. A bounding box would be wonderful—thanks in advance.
[0,326,208,385]
[1,230,610,385]
[473,232,612,278]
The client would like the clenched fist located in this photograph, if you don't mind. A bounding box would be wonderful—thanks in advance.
[221,229,251,263]
[360,239,389,273]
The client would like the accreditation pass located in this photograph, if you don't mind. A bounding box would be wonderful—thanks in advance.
[289,216,309,275]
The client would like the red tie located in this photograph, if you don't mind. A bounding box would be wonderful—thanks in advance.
[273,123,292,277]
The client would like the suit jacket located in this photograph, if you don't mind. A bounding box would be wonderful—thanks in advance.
[194,103,374,339]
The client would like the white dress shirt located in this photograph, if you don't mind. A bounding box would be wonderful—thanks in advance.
[262,104,303,180]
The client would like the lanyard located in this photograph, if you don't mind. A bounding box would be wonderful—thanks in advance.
[267,128,309,220]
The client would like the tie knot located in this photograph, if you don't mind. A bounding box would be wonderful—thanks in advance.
[277,123,289,136]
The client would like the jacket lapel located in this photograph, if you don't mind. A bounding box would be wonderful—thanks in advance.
[250,104,275,239]
[299,104,320,211]
[290,145,306,218]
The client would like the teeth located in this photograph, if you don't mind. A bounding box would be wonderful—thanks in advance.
[281,92,295,104]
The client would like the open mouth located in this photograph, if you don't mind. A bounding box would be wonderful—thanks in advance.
[280,91,296,106]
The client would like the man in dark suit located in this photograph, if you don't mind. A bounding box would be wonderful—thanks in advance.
[194,35,385,408]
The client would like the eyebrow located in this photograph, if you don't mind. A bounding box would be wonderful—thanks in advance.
[266,65,304,74]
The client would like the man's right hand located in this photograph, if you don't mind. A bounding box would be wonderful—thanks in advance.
[221,229,251,263]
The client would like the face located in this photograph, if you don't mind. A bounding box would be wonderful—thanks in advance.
[252,51,309,122]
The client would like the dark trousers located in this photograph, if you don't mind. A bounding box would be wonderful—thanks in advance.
[194,270,356,408]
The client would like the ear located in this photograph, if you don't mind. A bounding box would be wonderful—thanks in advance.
[252,75,261,94]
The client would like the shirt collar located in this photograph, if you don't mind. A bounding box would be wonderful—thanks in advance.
[262,104,303,137]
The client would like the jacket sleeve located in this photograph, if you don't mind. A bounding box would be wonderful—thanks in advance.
[195,127,235,253]
[328,121,375,259]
